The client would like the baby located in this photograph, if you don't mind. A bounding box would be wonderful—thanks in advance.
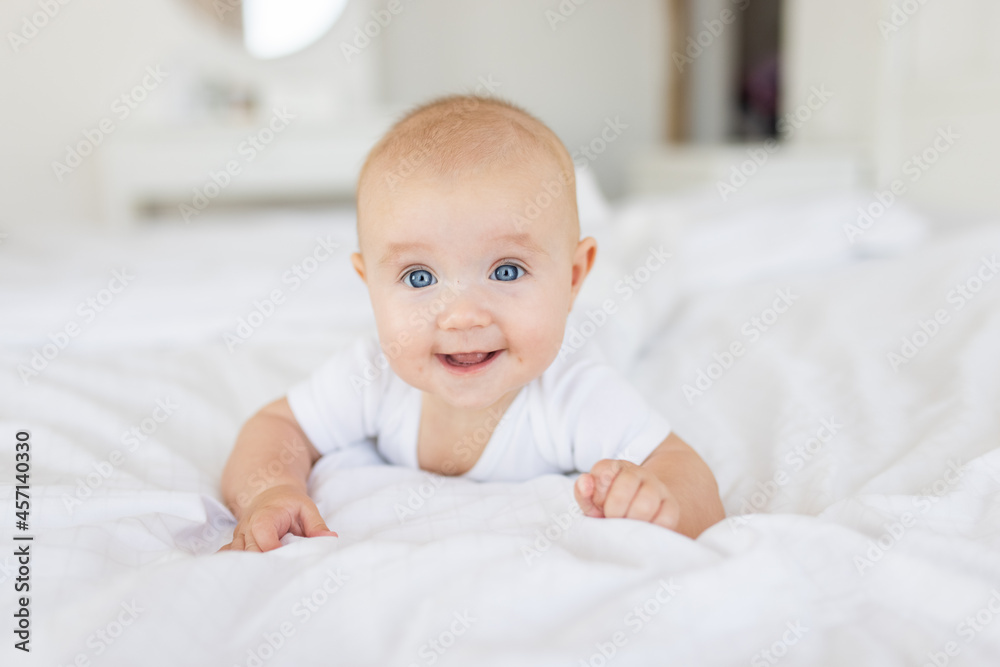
[219,95,725,552]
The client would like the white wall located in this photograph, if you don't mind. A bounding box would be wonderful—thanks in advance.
[782,0,884,152]
[783,0,1000,219]
[377,0,669,199]
[685,0,739,143]
[12,0,994,226]
[1,0,668,227]
[873,0,1000,219]
[0,0,378,229]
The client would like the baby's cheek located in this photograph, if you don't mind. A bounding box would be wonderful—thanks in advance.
[370,310,412,365]
[373,293,412,336]
[510,299,566,361]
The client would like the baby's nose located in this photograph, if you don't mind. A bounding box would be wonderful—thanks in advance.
[436,283,492,331]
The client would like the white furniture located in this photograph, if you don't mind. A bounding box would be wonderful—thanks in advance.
[627,143,866,202]
[98,113,395,227]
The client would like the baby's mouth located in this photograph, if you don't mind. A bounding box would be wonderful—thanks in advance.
[437,350,501,371]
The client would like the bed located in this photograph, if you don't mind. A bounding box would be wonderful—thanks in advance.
[3,187,1000,666]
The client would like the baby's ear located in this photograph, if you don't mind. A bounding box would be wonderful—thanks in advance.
[350,252,367,283]
[569,237,598,303]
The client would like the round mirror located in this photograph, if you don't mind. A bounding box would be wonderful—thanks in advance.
[184,0,350,60]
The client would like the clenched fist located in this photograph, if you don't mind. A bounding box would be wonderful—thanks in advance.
[574,459,682,530]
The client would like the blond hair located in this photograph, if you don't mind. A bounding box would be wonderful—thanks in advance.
[356,95,577,237]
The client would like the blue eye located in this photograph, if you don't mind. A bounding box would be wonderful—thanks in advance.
[406,269,436,288]
[491,264,523,282]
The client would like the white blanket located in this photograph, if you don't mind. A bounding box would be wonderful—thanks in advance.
[2,194,1000,666]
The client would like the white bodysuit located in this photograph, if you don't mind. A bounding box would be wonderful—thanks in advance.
[287,336,672,482]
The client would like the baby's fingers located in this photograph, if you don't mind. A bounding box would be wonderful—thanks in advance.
[589,459,627,511]
[574,473,604,518]
[602,471,642,519]
[651,492,681,531]
[623,482,665,524]
[248,517,283,552]
[299,502,339,538]
[218,531,246,553]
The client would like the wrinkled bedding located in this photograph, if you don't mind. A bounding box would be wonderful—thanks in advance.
[2,193,999,666]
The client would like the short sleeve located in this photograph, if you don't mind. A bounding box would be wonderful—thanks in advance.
[539,356,672,473]
[286,336,384,455]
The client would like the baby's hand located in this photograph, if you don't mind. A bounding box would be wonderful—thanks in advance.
[218,485,338,552]
[574,459,681,531]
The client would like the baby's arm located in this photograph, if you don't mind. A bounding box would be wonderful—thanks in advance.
[573,433,724,539]
[219,397,338,552]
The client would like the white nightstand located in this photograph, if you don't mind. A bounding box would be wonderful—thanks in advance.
[627,143,868,202]
[98,113,395,227]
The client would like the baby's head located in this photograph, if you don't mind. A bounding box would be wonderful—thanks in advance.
[351,95,597,410]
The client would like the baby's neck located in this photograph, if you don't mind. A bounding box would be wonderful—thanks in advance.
[416,388,521,475]
[420,388,520,437]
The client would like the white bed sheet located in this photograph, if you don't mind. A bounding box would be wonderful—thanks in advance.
[1,193,999,666]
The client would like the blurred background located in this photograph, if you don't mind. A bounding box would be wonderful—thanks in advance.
[1,0,998,229]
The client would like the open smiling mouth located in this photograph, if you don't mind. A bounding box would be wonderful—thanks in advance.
[436,350,502,373]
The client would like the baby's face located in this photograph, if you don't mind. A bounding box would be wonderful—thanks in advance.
[353,163,595,410]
